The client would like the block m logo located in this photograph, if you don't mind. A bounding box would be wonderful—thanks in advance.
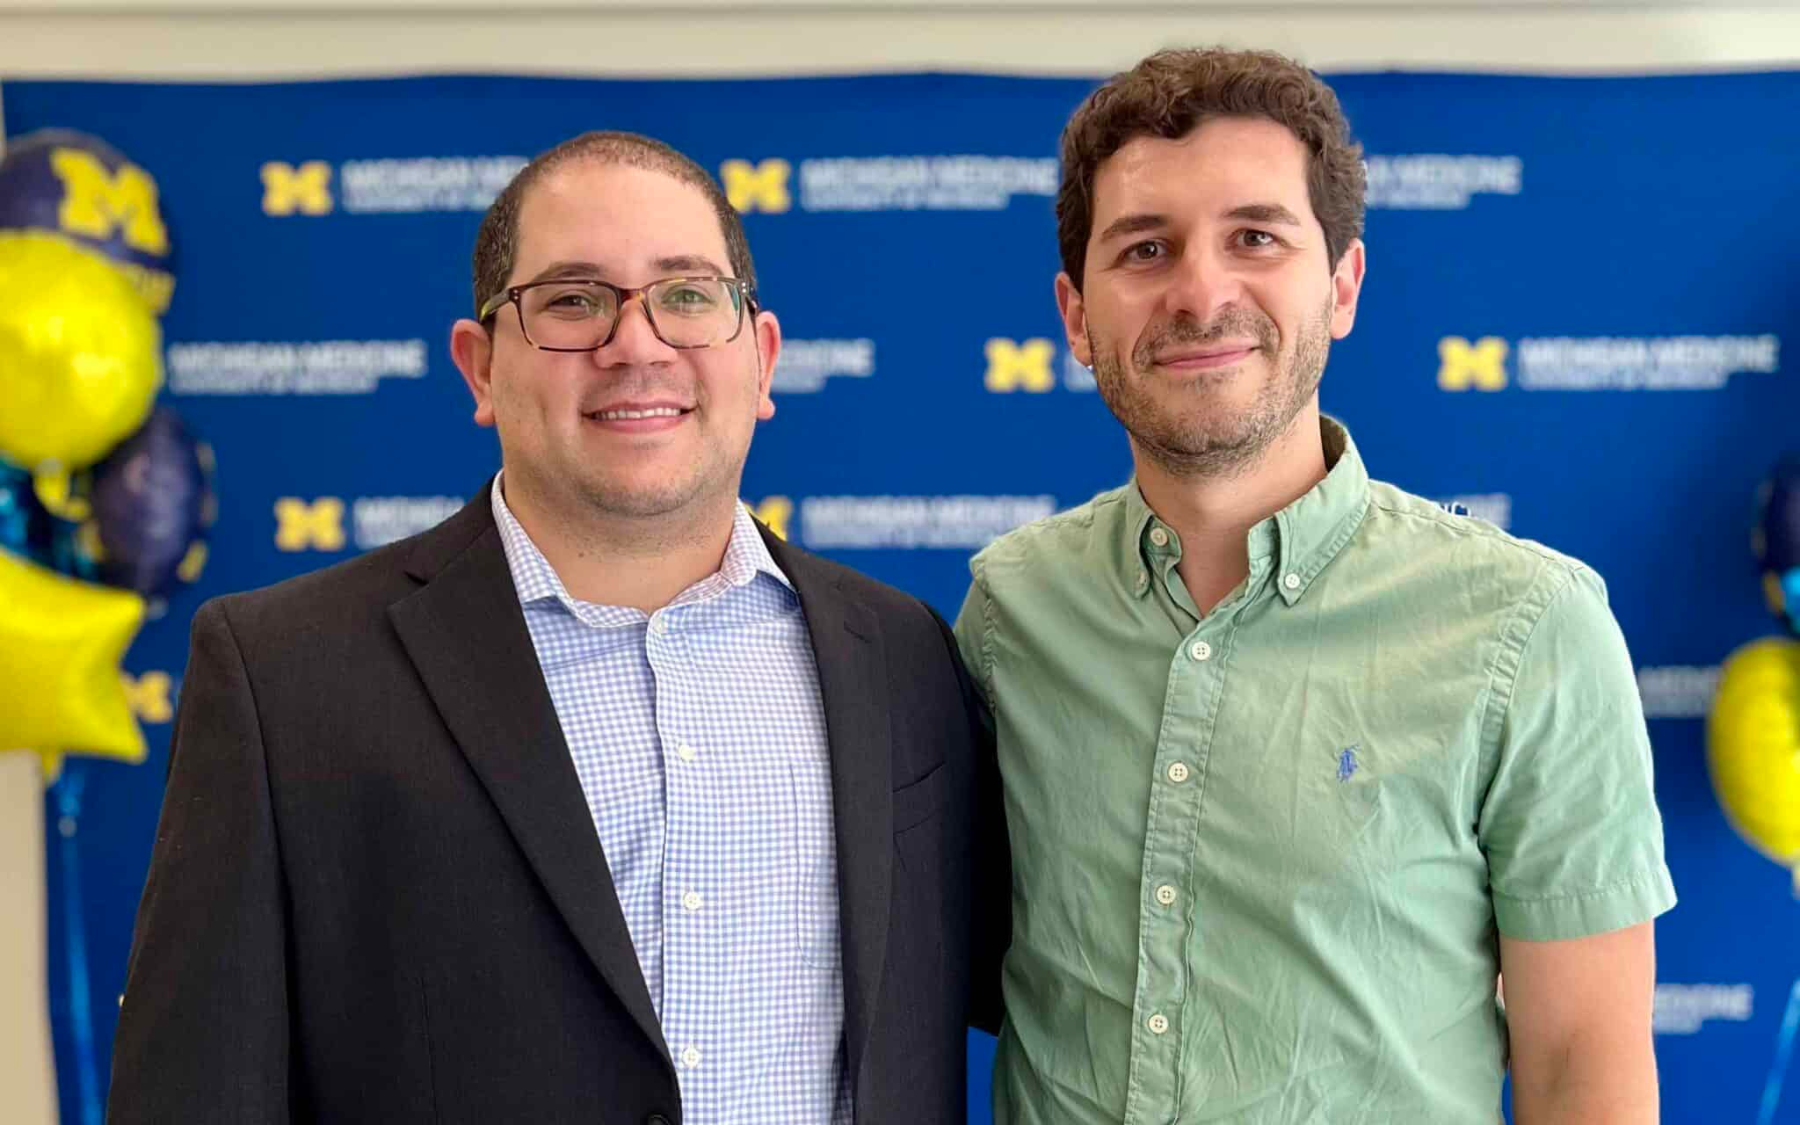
[748,496,794,541]
[721,159,792,213]
[51,149,169,255]
[985,338,1057,393]
[261,161,334,216]
[274,497,347,551]
[1438,336,1509,391]
[121,671,176,724]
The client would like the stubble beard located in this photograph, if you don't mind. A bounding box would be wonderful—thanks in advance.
[1092,298,1334,481]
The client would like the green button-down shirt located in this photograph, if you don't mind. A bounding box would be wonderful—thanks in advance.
[955,417,1675,1125]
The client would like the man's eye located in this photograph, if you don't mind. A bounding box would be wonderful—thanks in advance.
[1123,241,1165,263]
[1239,230,1278,249]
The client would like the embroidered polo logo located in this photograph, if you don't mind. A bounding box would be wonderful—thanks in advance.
[1337,745,1361,782]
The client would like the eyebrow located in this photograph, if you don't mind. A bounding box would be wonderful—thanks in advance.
[522,254,732,285]
[1223,202,1304,227]
[1095,203,1306,245]
[1094,213,1169,244]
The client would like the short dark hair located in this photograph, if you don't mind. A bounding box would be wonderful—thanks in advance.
[1056,47,1367,291]
[471,130,756,320]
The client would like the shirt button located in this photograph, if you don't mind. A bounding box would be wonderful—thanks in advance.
[1147,1013,1170,1035]
[676,742,697,763]
[1135,569,1148,590]
[1189,640,1212,662]
[680,1045,702,1069]
[1283,572,1302,591]
[1149,526,1170,548]
[1166,761,1190,784]
[651,615,671,635]
[682,890,703,912]
[1155,884,1178,906]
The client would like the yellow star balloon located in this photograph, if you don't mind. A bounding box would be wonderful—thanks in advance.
[0,549,146,779]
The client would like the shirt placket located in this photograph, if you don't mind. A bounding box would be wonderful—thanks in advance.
[1122,530,1259,1125]
[648,599,714,1110]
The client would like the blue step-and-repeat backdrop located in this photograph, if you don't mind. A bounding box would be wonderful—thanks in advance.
[3,69,1797,1123]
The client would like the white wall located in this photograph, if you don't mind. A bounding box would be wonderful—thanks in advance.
[0,1,1796,81]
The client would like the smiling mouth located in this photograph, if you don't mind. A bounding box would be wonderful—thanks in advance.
[1152,346,1259,370]
[587,406,691,421]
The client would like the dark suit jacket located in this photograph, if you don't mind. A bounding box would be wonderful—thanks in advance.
[108,490,1007,1125]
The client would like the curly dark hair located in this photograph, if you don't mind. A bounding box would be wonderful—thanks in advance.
[470,130,755,321]
[1056,47,1366,290]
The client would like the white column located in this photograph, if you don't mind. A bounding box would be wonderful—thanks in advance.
[0,751,60,1125]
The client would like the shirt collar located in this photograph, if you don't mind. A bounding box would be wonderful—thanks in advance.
[1122,414,1370,607]
[490,472,793,620]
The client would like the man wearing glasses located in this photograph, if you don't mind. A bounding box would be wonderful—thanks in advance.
[109,131,1007,1125]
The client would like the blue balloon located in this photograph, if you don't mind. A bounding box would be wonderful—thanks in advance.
[0,463,55,565]
[79,406,214,599]
[1755,453,1800,636]
[0,129,175,314]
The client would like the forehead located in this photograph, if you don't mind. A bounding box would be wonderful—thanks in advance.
[512,160,729,277]
[1092,116,1313,220]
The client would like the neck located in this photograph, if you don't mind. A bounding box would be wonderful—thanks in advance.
[500,472,739,613]
[1133,402,1327,616]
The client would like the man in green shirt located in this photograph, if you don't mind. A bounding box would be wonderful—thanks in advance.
[956,47,1674,1124]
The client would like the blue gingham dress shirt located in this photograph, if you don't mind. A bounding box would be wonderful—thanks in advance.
[492,478,851,1124]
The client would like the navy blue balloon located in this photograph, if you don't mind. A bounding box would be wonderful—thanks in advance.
[0,128,175,313]
[82,406,214,598]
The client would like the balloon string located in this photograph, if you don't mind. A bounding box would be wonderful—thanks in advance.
[53,767,103,1125]
[1758,975,1800,1125]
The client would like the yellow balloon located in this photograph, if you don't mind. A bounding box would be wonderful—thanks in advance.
[0,549,146,773]
[1707,637,1800,884]
[0,231,162,474]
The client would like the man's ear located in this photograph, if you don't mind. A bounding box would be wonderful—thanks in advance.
[1055,272,1092,367]
[1329,239,1366,340]
[752,309,782,422]
[450,319,497,427]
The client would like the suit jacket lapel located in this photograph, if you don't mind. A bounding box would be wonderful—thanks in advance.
[761,525,894,1091]
[387,492,669,1068]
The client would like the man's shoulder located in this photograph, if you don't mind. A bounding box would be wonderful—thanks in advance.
[968,483,1133,588]
[1360,478,1595,599]
[773,535,946,637]
[197,508,486,649]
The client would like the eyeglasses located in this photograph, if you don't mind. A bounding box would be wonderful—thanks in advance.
[478,276,758,352]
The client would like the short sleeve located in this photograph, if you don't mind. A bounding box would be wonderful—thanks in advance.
[953,566,995,715]
[1480,566,1677,940]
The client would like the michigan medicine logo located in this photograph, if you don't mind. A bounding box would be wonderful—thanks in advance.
[752,494,1055,550]
[1437,333,1780,393]
[259,156,525,216]
[723,155,1056,213]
